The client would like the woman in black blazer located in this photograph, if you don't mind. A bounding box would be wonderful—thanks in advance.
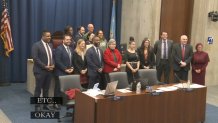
[73,39,88,88]
[137,38,155,69]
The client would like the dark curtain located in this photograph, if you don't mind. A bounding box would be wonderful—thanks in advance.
[0,0,122,83]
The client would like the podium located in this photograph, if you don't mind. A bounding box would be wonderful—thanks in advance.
[74,85,206,123]
[26,59,55,96]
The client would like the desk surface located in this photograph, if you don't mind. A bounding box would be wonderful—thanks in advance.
[74,85,207,123]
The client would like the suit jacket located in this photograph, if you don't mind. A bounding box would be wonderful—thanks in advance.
[137,47,155,69]
[32,41,54,74]
[74,32,84,43]
[54,44,74,76]
[86,46,104,76]
[172,43,193,71]
[103,48,122,73]
[73,51,87,74]
[153,40,173,66]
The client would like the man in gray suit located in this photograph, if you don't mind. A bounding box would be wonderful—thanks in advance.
[172,35,193,83]
[32,30,55,111]
[84,23,94,41]
[154,32,173,83]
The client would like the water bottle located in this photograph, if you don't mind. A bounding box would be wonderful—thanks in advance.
[146,86,152,93]
[187,80,191,88]
[136,82,141,94]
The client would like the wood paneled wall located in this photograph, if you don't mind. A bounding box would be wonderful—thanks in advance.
[160,0,194,43]
[159,0,194,83]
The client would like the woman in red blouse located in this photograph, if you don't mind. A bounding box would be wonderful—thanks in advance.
[103,39,122,83]
[191,43,210,85]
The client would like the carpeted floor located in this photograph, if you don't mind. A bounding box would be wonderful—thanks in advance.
[0,83,218,123]
[0,83,71,123]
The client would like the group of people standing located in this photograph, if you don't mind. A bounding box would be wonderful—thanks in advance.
[31,23,120,111]
[31,24,209,111]
[124,32,209,86]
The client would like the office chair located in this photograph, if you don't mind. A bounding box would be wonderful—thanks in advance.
[58,75,84,122]
[138,69,164,86]
[109,72,129,89]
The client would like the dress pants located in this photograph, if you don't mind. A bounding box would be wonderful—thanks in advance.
[88,73,104,89]
[174,68,188,83]
[34,71,52,97]
[156,59,170,83]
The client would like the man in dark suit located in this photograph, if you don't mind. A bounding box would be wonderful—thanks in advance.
[172,35,193,82]
[86,36,104,89]
[54,34,74,109]
[74,26,85,43]
[32,30,55,111]
[154,32,173,83]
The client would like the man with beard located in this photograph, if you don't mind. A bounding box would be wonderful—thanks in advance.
[86,36,104,89]
[54,34,74,109]
[32,30,55,111]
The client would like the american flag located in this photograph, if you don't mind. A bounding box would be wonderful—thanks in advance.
[1,0,14,56]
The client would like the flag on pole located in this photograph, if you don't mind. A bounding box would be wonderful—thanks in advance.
[110,0,116,40]
[1,0,14,56]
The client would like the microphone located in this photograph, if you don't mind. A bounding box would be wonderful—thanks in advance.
[174,73,181,82]
[174,73,193,92]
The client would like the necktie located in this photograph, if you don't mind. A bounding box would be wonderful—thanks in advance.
[163,40,167,59]
[182,45,185,61]
[46,43,52,66]
[96,48,101,63]
[67,46,72,66]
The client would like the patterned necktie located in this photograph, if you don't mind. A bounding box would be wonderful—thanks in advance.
[46,43,52,66]
[96,48,101,63]
[67,46,72,66]
[163,40,167,59]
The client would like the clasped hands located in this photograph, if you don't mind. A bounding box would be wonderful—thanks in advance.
[180,61,187,67]
[113,64,121,72]
[131,67,139,73]
[45,65,55,71]
[195,69,201,73]
[80,68,87,74]
[65,67,74,74]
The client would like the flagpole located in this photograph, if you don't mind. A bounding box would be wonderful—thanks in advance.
[2,0,6,9]
[110,0,116,40]
[0,0,11,86]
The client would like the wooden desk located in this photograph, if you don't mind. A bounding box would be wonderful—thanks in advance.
[74,86,206,123]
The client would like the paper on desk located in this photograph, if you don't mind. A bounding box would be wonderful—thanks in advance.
[173,83,205,88]
[157,86,178,91]
[82,89,103,97]
[154,89,164,92]
[173,83,188,88]
[190,84,206,88]
[117,89,132,93]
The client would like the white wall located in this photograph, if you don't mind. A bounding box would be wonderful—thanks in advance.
[191,0,218,86]
[120,0,218,85]
[120,0,161,47]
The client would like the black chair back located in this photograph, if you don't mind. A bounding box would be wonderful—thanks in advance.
[138,69,159,86]
[109,72,129,89]
[59,75,83,92]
